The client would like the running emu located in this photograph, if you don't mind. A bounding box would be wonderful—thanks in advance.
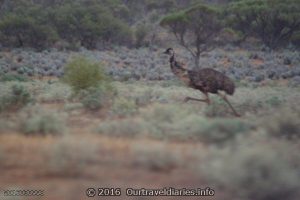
[163,48,240,117]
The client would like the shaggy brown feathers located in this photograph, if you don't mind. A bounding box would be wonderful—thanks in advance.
[164,47,240,117]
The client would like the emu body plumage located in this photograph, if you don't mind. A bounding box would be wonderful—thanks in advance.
[188,68,235,95]
[164,48,240,117]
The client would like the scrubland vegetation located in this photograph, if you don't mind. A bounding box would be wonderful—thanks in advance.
[0,67,299,199]
[0,0,300,200]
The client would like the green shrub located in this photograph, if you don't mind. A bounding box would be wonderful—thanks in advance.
[139,104,201,139]
[0,84,32,112]
[21,111,66,136]
[200,140,300,200]
[99,100,252,143]
[265,96,283,107]
[10,84,31,105]
[265,112,300,140]
[174,116,252,144]
[63,57,109,92]
[197,119,252,144]
[80,86,114,111]
[111,97,138,117]
[38,82,72,103]
[0,73,29,82]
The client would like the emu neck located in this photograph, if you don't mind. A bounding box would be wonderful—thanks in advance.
[169,54,175,63]
[169,54,190,85]
[169,54,186,72]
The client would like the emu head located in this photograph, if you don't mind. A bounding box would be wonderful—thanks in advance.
[163,47,174,56]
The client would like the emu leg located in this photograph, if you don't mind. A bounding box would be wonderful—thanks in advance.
[218,94,241,117]
[184,93,210,104]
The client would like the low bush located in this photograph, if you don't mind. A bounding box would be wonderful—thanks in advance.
[46,137,96,176]
[80,86,114,111]
[10,84,31,106]
[264,112,300,140]
[140,104,193,138]
[21,110,66,136]
[38,82,72,103]
[200,140,300,200]
[0,73,29,82]
[139,104,250,143]
[134,89,154,106]
[198,119,252,144]
[97,119,146,138]
[63,56,110,92]
[111,97,138,117]
[0,84,32,112]
[265,96,283,107]
[138,103,251,143]
[132,143,181,171]
[173,116,252,144]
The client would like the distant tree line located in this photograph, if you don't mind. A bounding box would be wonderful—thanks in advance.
[0,0,299,52]
[0,0,200,50]
[0,0,133,50]
[161,0,300,67]
[226,0,300,49]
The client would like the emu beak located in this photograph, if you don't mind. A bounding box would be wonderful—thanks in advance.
[163,51,168,54]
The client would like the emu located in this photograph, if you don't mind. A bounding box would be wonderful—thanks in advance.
[163,47,240,117]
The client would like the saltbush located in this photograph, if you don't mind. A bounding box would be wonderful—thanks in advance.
[0,84,32,112]
[63,57,109,92]
[265,112,300,140]
[21,111,66,136]
[0,73,29,82]
[201,140,300,200]
[46,137,96,176]
[80,86,114,111]
[174,116,252,144]
[111,97,138,117]
[97,119,146,137]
